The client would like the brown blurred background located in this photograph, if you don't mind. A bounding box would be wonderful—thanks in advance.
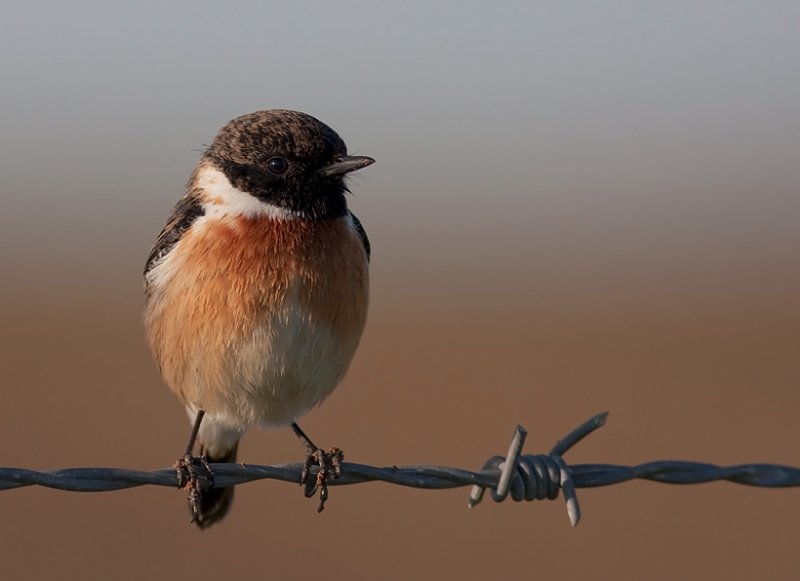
[1,2,798,580]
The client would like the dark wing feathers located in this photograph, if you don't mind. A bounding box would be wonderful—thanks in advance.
[349,211,370,262]
[144,195,205,279]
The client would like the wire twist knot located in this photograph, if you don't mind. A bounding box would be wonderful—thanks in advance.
[468,412,608,526]
[483,453,567,502]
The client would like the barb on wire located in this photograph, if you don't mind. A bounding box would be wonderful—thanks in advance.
[1,412,798,527]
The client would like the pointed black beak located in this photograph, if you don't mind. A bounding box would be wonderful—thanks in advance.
[318,155,375,177]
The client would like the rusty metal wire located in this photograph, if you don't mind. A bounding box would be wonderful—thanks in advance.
[1,412,798,526]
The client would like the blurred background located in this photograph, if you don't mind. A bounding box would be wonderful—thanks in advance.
[1,1,798,579]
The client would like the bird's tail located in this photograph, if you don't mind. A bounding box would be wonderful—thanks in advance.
[194,441,238,529]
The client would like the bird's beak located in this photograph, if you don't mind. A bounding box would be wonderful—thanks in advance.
[318,155,375,177]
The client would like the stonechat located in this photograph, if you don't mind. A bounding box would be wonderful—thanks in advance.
[143,110,373,528]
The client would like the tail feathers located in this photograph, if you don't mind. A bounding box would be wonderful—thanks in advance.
[194,442,238,529]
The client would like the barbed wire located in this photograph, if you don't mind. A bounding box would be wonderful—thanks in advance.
[1,412,797,526]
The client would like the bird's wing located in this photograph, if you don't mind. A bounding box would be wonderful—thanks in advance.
[143,195,205,285]
[349,211,370,262]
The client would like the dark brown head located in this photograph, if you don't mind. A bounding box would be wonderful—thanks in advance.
[203,109,374,220]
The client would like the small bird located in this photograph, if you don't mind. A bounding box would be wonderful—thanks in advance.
[143,110,373,528]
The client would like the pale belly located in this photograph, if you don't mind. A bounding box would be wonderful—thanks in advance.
[218,285,365,427]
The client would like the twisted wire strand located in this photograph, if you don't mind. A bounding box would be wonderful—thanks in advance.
[1,412,797,526]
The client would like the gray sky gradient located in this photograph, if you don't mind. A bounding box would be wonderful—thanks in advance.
[1,0,798,307]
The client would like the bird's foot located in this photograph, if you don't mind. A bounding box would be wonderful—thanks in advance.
[300,446,344,513]
[174,453,215,523]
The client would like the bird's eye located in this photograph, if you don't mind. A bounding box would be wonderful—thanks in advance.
[266,157,289,175]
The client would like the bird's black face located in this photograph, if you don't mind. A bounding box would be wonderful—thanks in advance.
[205,110,374,219]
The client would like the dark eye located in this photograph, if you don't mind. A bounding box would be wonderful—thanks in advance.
[266,157,289,175]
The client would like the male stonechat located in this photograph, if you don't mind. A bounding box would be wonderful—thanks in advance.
[143,110,373,528]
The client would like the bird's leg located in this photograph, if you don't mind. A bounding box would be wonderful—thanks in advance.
[291,422,344,512]
[174,409,214,523]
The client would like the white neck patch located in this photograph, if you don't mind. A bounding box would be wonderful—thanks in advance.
[195,165,301,220]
